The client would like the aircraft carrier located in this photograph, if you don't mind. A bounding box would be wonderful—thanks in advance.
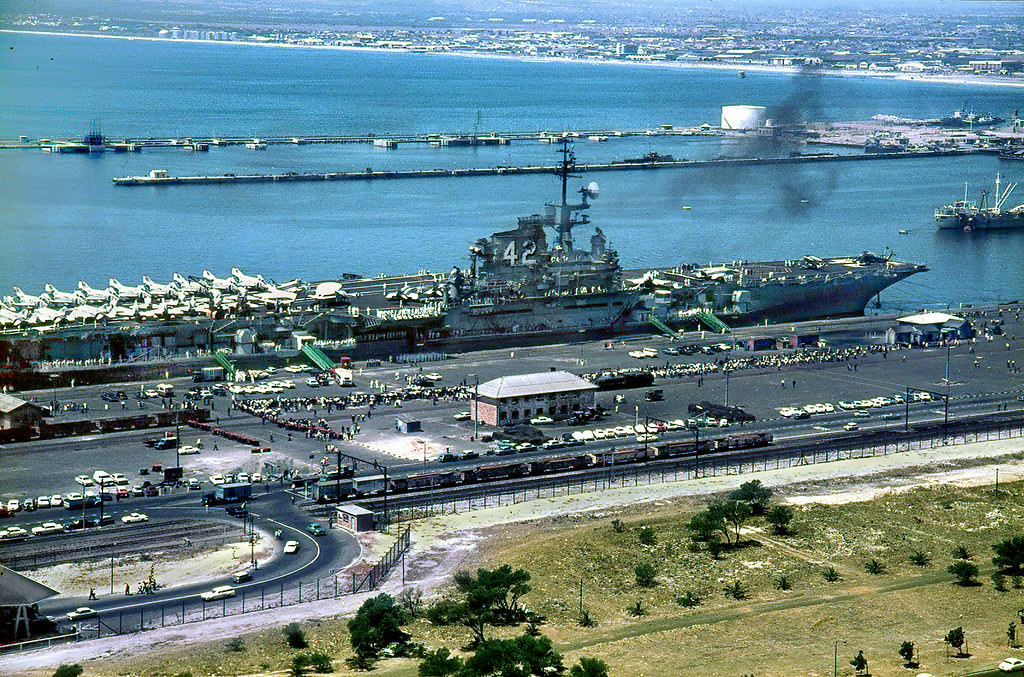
[0,144,927,362]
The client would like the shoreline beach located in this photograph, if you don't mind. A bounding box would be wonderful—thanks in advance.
[3,28,1023,90]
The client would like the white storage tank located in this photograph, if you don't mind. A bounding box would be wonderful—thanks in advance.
[721,105,767,130]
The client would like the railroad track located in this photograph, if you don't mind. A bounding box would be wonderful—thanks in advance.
[305,411,1024,518]
[0,519,236,569]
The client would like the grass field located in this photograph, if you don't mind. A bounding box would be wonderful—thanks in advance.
[87,478,1024,677]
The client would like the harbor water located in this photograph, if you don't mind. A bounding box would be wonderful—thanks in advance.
[1,31,1022,310]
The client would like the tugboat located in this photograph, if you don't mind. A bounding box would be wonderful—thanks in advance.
[935,174,1024,230]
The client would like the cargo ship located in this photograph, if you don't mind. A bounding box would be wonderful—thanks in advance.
[0,143,927,361]
[935,174,1024,231]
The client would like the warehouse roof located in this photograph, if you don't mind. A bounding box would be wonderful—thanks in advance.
[475,371,597,399]
[0,564,59,606]
[0,394,42,415]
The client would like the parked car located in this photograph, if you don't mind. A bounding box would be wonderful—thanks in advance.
[31,522,63,536]
[306,523,326,536]
[120,512,149,524]
[283,540,300,554]
[453,411,472,421]
[200,585,236,602]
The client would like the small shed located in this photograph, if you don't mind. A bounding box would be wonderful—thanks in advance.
[336,504,375,533]
[395,416,421,433]
[0,394,44,431]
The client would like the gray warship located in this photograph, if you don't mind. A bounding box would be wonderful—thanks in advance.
[0,143,928,361]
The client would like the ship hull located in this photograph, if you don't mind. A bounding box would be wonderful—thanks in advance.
[936,213,1024,230]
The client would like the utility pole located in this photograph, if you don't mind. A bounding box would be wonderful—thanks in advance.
[110,554,114,594]
[469,374,479,440]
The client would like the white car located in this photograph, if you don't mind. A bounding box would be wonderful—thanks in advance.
[200,585,236,602]
[305,378,320,387]
[31,522,63,536]
[237,473,250,483]
[250,472,263,483]
[177,445,201,455]
[453,411,472,421]
[530,415,554,425]
[283,540,300,554]
[209,474,226,485]
[843,422,860,431]
[6,499,20,513]
[120,512,149,524]
[36,496,51,509]
[1,526,29,539]
[66,607,97,621]
[1000,658,1024,673]
[636,434,659,443]
[50,494,63,507]
[424,372,444,381]
[75,475,94,487]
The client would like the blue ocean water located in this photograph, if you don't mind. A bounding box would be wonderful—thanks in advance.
[1,31,1022,310]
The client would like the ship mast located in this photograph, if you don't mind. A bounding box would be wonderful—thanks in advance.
[554,139,585,251]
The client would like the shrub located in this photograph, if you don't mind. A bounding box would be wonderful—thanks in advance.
[948,560,980,586]
[723,580,747,600]
[676,590,702,608]
[578,610,598,628]
[637,526,657,546]
[426,599,463,626]
[765,505,795,535]
[626,601,645,617]
[419,647,463,677]
[775,575,792,591]
[951,544,972,560]
[993,536,1024,572]
[305,652,333,673]
[348,593,411,661]
[284,622,308,649]
[909,550,931,567]
[634,563,658,588]
[993,572,1008,591]
[226,637,245,652]
[822,566,841,582]
[864,559,886,575]
[611,519,624,533]
[398,587,424,618]
[53,666,84,677]
[570,657,610,677]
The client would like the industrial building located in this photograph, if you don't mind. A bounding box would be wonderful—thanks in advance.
[890,312,973,345]
[721,105,767,130]
[0,394,44,431]
[472,371,597,426]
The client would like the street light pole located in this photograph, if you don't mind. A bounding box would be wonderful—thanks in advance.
[470,374,480,441]
[724,369,731,408]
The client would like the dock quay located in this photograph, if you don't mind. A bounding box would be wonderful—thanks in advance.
[113,149,976,187]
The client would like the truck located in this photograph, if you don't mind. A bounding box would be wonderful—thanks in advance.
[162,466,184,484]
[202,482,252,505]
[193,366,225,383]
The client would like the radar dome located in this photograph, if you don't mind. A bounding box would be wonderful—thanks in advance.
[586,182,600,199]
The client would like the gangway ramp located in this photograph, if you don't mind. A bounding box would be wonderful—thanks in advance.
[696,311,731,334]
[301,344,335,371]
[213,349,237,376]
[648,315,676,338]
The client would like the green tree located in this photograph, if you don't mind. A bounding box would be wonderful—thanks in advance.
[993,536,1024,572]
[947,560,980,586]
[709,500,752,544]
[347,593,411,662]
[53,666,84,677]
[418,648,463,677]
[634,563,658,588]
[461,633,563,677]
[729,479,773,514]
[993,572,1008,591]
[452,565,533,643]
[850,650,868,675]
[899,641,916,667]
[822,566,841,583]
[686,511,718,542]
[945,626,966,656]
[951,544,972,560]
[426,599,463,626]
[765,505,795,535]
[569,657,610,677]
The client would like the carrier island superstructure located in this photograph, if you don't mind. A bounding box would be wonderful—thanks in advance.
[1,145,927,362]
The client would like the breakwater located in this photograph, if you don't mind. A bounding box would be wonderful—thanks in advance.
[112,149,975,186]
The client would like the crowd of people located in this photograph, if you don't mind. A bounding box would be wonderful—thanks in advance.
[585,344,904,383]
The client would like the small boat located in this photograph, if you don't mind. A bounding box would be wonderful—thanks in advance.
[898,229,908,235]
[681,205,692,211]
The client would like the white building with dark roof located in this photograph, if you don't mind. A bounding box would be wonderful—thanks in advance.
[472,370,597,426]
[892,312,972,345]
